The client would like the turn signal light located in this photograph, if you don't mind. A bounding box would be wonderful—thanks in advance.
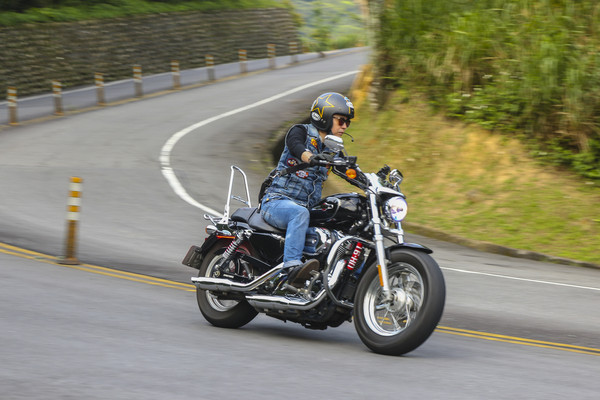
[346,169,357,179]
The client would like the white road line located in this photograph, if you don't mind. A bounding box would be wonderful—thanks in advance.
[159,70,359,216]
[442,267,600,291]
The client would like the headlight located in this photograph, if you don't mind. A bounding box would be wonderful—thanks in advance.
[384,196,408,222]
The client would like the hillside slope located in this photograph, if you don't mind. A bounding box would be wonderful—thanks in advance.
[332,74,600,266]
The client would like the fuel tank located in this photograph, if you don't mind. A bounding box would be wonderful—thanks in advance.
[310,193,366,231]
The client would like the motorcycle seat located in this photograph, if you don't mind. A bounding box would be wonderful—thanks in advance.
[231,207,284,234]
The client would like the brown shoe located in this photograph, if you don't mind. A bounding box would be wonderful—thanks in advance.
[287,259,320,288]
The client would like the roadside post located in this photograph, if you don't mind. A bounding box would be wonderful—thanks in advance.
[95,73,106,105]
[206,55,215,81]
[7,87,18,125]
[59,176,82,265]
[268,44,276,69]
[133,64,143,97]
[289,41,298,64]
[52,80,63,115]
[239,49,248,74]
[171,60,181,89]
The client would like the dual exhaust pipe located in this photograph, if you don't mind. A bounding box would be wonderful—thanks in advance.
[192,264,327,311]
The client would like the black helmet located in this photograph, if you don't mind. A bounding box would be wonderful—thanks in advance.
[309,92,354,131]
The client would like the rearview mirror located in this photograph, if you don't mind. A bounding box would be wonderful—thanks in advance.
[324,135,345,153]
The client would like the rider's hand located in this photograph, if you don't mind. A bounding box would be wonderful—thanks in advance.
[309,153,334,166]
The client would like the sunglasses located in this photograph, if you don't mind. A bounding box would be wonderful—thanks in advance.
[333,116,351,127]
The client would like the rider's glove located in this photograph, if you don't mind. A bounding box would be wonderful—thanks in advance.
[309,153,334,166]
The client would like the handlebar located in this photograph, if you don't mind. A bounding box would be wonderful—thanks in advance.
[376,165,391,180]
[276,154,372,190]
[276,155,405,195]
[278,154,358,176]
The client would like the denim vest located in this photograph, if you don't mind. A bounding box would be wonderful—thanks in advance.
[263,124,329,208]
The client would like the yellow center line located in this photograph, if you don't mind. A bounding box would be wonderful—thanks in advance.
[436,326,600,356]
[0,242,195,291]
[2,242,599,355]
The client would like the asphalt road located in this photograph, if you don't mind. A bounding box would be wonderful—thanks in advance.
[1,48,599,399]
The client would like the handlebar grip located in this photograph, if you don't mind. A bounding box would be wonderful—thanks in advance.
[376,164,391,179]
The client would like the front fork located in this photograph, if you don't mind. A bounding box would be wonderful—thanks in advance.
[368,193,394,302]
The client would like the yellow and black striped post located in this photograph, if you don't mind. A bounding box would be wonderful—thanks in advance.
[95,72,106,106]
[171,60,181,90]
[267,44,276,69]
[7,87,18,126]
[238,49,247,74]
[206,54,215,81]
[60,176,82,265]
[133,64,143,97]
[52,80,63,115]
[289,41,298,64]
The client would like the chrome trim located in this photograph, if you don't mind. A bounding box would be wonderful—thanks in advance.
[328,259,347,289]
[313,227,332,255]
[376,186,403,197]
[325,236,372,287]
[246,290,327,311]
[204,214,221,225]
[191,263,284,292]
[221,165,252,224]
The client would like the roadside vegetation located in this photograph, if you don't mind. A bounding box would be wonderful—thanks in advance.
[332,87,600,265]
[337,0,600,265]
[290,0,366,51]
[373,0,600,181]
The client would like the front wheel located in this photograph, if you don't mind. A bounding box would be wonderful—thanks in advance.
[354,249,445,355]
[196,245,258,329]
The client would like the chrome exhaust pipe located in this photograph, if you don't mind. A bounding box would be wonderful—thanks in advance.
[246,290,327,311]
[191,264,283,292]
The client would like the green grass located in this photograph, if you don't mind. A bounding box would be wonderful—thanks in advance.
[373,0,600,181]
[329,89,600,265]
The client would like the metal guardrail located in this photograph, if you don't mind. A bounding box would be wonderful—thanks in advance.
[0,47,357,126]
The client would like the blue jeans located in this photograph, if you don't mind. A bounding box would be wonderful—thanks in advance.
[261,198,312,268]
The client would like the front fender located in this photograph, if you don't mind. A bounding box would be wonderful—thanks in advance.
[360,242,433,277]
[385,243,433,257]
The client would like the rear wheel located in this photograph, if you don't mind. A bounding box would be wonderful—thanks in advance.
[354,249,445,355]
[196,245,258,328]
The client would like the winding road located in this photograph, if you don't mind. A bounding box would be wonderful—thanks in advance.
[1,48,598,399]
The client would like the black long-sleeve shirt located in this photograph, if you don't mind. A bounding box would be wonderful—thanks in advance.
[286,125,312,159]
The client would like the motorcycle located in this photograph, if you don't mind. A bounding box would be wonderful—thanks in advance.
[182,135,445,355]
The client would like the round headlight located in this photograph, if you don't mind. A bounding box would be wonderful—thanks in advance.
[385,196,408,222]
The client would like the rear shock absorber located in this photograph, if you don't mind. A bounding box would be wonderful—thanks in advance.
[222,229,251,260]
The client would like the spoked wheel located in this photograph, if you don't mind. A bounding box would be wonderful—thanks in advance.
[354,249,445,355]
[196,246,258,329]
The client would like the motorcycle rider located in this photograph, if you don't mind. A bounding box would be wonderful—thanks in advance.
[260,92,354,287]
